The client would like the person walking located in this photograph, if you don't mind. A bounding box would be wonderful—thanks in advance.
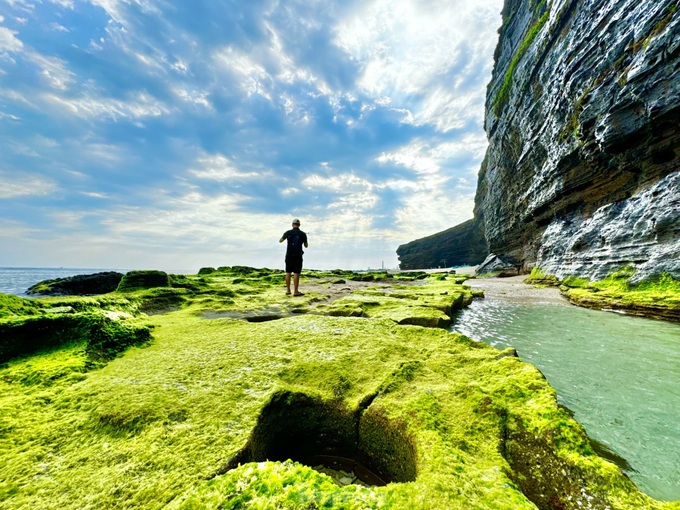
[279,218,308,296]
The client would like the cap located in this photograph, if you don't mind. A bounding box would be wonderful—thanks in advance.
[292,218,301,225]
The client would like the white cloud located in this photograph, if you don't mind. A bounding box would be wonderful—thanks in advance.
[89,0,160,24]
[0,0,502,271]
[45,91,171,120]
[379,133,488,178]
[81,191,109,199]
[32,53,74,90]
[214,46,274,100]
[333,0,501,131]
[49,23,70,32]
[189,154,271,182]
[0,111,20,121]
[4,0,34,10]
[174,88,212,109]
[396,189,475,239]
[0,173,57,199]
[0,27,24,53]
[49,0,75,8]
[302,173,380,214]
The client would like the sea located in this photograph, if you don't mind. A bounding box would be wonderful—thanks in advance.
[0,268,134,297]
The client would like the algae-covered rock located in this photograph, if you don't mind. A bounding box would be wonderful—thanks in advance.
[0,293,44,318]
[529,266,680,322]
[0,313,151,364]
[117,270,171,291]
[26,272,124,296]
[1,267,676,509]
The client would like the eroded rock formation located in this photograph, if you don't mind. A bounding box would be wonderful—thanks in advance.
[402,0,680,281]
[397,218,486,270]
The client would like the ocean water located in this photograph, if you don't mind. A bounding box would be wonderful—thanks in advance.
[452,278,680,501]
[0,267,130,297]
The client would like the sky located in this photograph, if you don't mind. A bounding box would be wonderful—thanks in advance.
[0,0,502,273]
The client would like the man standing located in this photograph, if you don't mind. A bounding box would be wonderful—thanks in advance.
[279,218,308,296]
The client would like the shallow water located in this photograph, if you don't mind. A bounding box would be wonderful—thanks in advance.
[452,278,680,502]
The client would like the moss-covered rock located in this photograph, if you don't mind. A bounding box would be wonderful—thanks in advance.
[117,270,171,291]
[0,313,151,364]
[0,293,44,318]
[26,272,124,296]
[524,267,560,287]
[524,266,680,322]
[1,266,676,509]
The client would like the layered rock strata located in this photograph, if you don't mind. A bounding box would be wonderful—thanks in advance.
[403,0,680,281]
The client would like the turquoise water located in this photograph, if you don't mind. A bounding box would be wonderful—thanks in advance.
[452,280,680,502]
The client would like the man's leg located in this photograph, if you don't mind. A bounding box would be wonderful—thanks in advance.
[293,272,300,295]
[285,272,291,294]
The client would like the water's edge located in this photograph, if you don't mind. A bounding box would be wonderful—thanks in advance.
[452,277,680,502]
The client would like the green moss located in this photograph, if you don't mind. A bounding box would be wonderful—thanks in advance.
[560,267,680,322]
[117,270,171,291]
[524,267,560,287]
[0,267,676,509]
[0,313,151,364]
[629,4,678,56]
[493,9,550,116]
[326,278,471,328]
[561,276,591,288]
[0,293,43,318]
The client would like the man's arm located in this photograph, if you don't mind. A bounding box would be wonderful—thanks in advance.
[304,233,308,248]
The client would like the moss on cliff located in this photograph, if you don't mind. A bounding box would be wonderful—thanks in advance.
[492,8,549,116]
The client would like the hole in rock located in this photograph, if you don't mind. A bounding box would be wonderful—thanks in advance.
[224,390,417,487]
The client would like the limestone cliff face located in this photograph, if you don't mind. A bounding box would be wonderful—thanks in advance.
[402,0,679,281]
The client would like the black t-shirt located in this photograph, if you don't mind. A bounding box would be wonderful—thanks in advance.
[282,228,307,257]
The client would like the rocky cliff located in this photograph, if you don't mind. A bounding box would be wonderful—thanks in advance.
[401,0,679,282]
[396,218,486,270]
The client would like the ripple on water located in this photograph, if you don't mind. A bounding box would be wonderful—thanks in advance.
[452,282,680,502]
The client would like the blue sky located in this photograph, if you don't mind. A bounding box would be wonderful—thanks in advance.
[0,0,502,272]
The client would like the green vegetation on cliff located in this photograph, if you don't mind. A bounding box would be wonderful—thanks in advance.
[492,7,549,115]
[1,267,675,509]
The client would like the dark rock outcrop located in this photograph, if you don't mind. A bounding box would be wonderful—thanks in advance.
[397,218,486,270]
[403,0,680,281]
[26,272,124,296]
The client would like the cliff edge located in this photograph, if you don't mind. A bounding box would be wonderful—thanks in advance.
[401,0,679,282]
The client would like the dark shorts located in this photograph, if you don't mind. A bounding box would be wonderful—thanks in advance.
[285,255,303,274]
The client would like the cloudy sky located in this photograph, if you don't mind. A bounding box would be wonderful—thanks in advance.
[0,0,502,272]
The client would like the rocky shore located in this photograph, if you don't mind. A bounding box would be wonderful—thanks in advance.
[1,267,675,509]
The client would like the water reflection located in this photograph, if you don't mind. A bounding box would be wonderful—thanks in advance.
[452,278,680,502]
